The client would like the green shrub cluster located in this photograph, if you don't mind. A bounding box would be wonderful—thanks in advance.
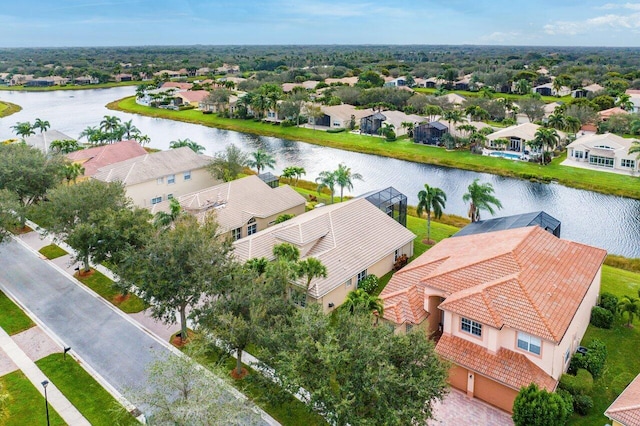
[512,383,572,426]
[572,394,594,416]
[358,275,379,294]
[599,292,618,315]
[569,339,607,379]
[326,128,346,134]
[590,306,614,329]
[559,369,593,396]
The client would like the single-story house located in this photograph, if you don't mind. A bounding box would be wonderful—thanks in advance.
[571,83,604,98]
[324,76,359,86]
[196,67,211,76]
[234,198,415,312]
[175,90,210,108]
[114,73,133,82]
[453,75,472,91]
[216,64,240,74]
[384,76,406,87]
[92,147,217,208]
[414,121,448,145]
[65,140,147,178]
[74,76,100,85]
[422,77,446,88]
[453,211,561,238]
[532,83,571,97]
[216,76,247,86]
[153,70,185,79]
[442,93,467,106]
[25,76,68,87]
[161,81,193,91]
[543,102,563,117]
[598,107,629,122]
[605,373,640,426]
[9,74,34,86]
[565,133,639,174]
[23,130,75,153]
[282,81,319,92]
[380,225,607,413]
[308,104,374,129]
[151,175,306,240]
[625,89,640,113]
[360,112,388,135]
[361,110,423,136]
[486,122,566,153]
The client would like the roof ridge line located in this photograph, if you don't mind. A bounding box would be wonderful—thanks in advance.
[517,276,556,341]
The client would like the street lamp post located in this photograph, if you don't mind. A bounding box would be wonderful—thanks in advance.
[41,380,50,426]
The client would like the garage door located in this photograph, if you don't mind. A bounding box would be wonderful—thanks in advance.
[448,365,468,392]
[473,373,518,413]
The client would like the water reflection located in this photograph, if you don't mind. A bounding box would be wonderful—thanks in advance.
[1,87,639,257]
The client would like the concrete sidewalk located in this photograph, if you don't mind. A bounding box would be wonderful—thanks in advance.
[0,327,90,425]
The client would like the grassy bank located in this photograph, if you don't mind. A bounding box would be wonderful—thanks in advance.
[74,269,146,314]
[0,80,141,92]
[38,244,68,260]
[0,370,65,425]
[0,101,21,118]
[109,96,640,200]
[0,291,34,335]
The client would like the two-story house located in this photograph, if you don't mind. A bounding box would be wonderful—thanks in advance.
[380,226,606,412]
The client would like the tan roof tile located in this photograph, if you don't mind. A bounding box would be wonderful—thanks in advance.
[606,374,640,426]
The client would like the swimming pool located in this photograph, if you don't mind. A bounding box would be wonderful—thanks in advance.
[489,151,523,160]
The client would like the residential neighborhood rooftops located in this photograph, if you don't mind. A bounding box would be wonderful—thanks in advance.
[599,106,629,119]
[92,147,212,186]
[567,132,639,152]
[233,198,415,299]
[605,373,640,426]
[176,90,210,103]
[23,130,75,153]
[151,175,305,233]
[65,140,147,177]
[487,122,566,142]
[381,226,607,342]
[161,81,193,90]
[453,211,561,238]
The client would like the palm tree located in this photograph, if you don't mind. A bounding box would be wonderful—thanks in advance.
[417,184,447,244]
[343,289,384,317]
[281,166,305,187]
[463,179,503,222]
[423,105,443,122]
[616,94,634,111]
[400,121,414,138]
[334,163,363,202]
[154,198,183,229]
[247,149,276,175]
[629,141,640,160]
[50,139,81,154]
[618,295,640,327]
[515,79,531,95]
[442,109,465,133]
[273,243,300,263]
[63,162,85,184]
[11,122,35,138]
[78,125,99,142]
[564,116,582,134]
[169,138,205,154]
[121,120,140,140]
[547,113,566,130]
[297,257,327,293]
[32,118,50,133]
[99,115,121,134]
[135,134,151,147]
[533,127,561,166]
[315,170,337,204]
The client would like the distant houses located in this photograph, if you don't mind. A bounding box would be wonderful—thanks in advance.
[564,133,639,174]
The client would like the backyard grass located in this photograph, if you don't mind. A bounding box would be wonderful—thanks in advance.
[0,80,141,92]
[38,244,68,260]
[36,354,138,425]
[0,100,21,117]
[0,370,65,426]
[74,269,146,314]
[566,265,640,425]
[110,96,640,200]
[0,291,34,335]
[407,215,460,258]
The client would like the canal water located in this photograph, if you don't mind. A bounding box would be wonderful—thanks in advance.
[1,87,639,257]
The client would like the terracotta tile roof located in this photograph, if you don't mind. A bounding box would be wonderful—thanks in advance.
[606,374,640,426]
[436,334,557,392]
[161,81,193,90]
[381,226,606,343]
[176,90,210,103]
[65,140,147,177]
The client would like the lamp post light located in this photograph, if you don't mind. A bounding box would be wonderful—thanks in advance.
[41,380,50,426]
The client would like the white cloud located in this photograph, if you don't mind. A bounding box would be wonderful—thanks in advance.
[544,12,640,35]
[598,2,640,10]
[480,31,521,43]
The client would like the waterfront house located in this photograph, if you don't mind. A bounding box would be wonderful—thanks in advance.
[380,226,607,412]
[565,133,639,174]
[486,122,565,154]
[571,83,604,98]
[92,147,216,208]
[175,90,210,108]
[65,140,147,178]
[308,104,374,129]
[414,122,448,145]
[605,374,640,426]
[23,130,75,153]
[453,211,561,238]
[234,198,415,312]
[625,89,640,113]
[151,175,306,240]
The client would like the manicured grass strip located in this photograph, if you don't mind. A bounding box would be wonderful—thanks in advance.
[0,291,34,335]
[38,244,68,260]
[110,96,640,200]
[36,354,138,426]
[190,345,327,426]
[0,80,141,92]
[567,265,640,426]
[407,215,460,258]
[0,101,21,118]
[0,370,65,426]
[75,269,146,314]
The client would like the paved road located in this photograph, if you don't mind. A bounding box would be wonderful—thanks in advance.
[0,239,271,424]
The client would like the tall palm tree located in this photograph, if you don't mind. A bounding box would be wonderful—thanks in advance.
[546,113,566,130]
[50,139,81,154]
[334,163,363,202]
[32,118,50,133]
[442,109,465,133]
[78,125,98,142]
[533,127,561,165]
[315,170,337,204]
[135,134,151,147]
[616,94,634,111]
[154,198,183,229]
[11,122,35,138]
[423,105,443,122]
[282,166,306,187]
[629,140,640,159]
[343,289,384,317]
[297,257,327,293]
[99,115,121,134]
[563,116,582,134]
[63,162,85,184]
[618,295,639,327]
[121,119,140,140]
[169,138,205,154]
[463,179,503,222]
[416,184,447,244]
[247,149,276,175]
[515,79,531,95]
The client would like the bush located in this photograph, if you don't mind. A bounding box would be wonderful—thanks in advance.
[599,292,619,315]
[326,128,346,134]
[558,369,593,396]
[572,394,593,416]
[512,383,572,426]
[611,372,635,395]
[584,339,607,379]
[385,130,397,141]
[555,389,574,417]
[281,119,295,127]
[590,306,614,329]
[358,275,379,294]
[568,353,586,375]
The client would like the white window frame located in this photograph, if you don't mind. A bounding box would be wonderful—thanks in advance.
[156,177,164,185]
[247,223,257,235]
[356,270,367,286]
[151,196,162,205]
[565,348,570,364]
[231,227,241,241]
[183,171,191,181]
[167,174,175,185]
[345,278,353,288]
[621,159,635,168]
[461,317,482,337]
[517,331,542,355]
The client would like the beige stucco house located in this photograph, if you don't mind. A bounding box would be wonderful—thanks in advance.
[308,104,374,129]
[92,147,216,208]
[151,175,306,240]
[486,122,566,154]
[565,133,639,175]
[605,373,640,426]
[234,198,415,313]
[380,226,606,413]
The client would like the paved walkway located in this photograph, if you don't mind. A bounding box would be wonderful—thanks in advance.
[0,327,90,425]
[428,388,513,426]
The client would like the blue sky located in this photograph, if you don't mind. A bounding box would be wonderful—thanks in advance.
[3,0,640,47]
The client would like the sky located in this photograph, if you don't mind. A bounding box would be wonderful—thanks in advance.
[3,0,640,47]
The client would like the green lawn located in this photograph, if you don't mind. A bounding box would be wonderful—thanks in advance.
[407,215,460,258]
[567,265,640,425]
[36,354,138,425]
[38,244,68,260]
[0,101,21,118]
[0,370,65,426]
[110,96,640,200]
[75,269,146,314]
[0,291,34,335]
[0,80,141,92]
